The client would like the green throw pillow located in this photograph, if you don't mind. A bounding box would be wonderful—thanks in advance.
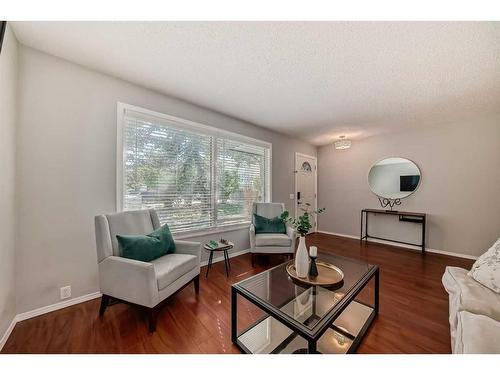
[253,213,286,234]
[116,224,176,262]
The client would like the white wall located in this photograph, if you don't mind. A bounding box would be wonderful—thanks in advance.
[15,46,316,314]
[0,25,18,340]
[318,114,500,257]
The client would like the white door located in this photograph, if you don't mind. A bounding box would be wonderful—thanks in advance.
[295,153,317,232]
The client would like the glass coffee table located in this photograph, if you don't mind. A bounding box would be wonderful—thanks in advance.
[231,252,379,354]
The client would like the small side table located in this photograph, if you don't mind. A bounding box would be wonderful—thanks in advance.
[204,241,234,278]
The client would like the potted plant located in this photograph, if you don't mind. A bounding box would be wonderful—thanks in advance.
[281,204,325,278]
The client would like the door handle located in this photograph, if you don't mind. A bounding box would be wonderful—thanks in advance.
[297,191,301,200]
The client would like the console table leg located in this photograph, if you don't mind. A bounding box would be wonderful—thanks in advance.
[422,216,426,254]
[365,212,369,243]
[360,211,363,243]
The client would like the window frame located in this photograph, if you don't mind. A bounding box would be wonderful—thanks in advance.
[116,102,272,237]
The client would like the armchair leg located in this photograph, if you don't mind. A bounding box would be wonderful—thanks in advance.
[193,274,200,294]
[148,307,158,333]
[99,294,110,317]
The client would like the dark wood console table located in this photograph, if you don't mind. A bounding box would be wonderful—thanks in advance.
[360,209,426,254]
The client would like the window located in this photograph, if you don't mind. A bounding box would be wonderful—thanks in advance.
[118,103,271,234]
[216,138,269,226]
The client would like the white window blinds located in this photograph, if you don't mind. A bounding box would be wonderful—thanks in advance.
[216,139,268,226]
[120,105,271,234]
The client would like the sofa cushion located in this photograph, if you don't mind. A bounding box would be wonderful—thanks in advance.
[253,213,286,234]
[116,224,175,262]
[442,266,500,322]
[457,311,500,354]
[255,233,291,247]
[468,237,500,293]
[152,224,176,254]
[151,253,198,290]
[117,234,165,263]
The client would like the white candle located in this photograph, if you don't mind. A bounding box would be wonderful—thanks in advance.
[309,246,317,257]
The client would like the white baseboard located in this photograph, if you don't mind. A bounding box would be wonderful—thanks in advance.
[200,248,250,267]
[425,248,478,260]
[16,291,102,322]
[316,230,478,260]
[0,316,17,351]
[0,251,252,351]
[317,230,359,240]
[14,250,250,325]
[0,291,102,351]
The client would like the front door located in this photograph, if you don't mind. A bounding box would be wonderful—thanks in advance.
[295,153,317,232]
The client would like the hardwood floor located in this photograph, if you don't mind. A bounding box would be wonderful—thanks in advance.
[1,233,473,354]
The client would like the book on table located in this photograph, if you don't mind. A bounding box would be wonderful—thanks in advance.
[206,241,231,250]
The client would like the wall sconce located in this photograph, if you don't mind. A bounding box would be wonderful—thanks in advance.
[334,136,351,150]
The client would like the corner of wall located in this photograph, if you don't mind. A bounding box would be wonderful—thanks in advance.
[0,22,19,349]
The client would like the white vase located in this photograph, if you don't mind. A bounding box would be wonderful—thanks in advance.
[295,236,309,278]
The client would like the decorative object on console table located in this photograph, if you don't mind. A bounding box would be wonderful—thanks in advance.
[281,204,325,278]
[377,197,401,211]
[309,246,319,278]
[360,208,426,254]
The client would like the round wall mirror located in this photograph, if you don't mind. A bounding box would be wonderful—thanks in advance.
[368,157,421,200]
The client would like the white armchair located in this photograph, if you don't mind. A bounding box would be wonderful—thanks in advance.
[249,203,297,266]
[95,209,201,332]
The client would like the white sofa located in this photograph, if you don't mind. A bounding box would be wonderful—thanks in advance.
[442,266,500,353]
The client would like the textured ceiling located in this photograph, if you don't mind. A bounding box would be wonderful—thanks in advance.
[11,21,500,145]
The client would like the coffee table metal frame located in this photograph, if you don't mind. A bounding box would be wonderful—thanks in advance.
[231,260,379,354]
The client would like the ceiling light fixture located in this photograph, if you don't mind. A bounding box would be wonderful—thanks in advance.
[334,136,351,150]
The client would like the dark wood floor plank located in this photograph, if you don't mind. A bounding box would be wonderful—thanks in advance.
[1,233,473,354]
